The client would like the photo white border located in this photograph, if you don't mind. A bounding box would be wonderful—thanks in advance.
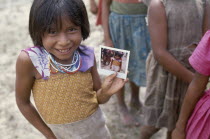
[98,45,130,79]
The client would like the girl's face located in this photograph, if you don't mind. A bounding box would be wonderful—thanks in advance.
[42,17,82,64]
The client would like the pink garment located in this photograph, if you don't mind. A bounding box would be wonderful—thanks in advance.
[187,30,210,139]
[189,30,210,76]
[186,91,210,139]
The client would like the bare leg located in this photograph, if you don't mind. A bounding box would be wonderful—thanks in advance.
[129,81,141,112]
[116,86,140,126]
[139,126,159,139]
[167,130,172,139]
[89,0,98,14]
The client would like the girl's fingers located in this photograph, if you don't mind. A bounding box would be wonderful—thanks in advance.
[124,78,129,83]
[107,72,117,80]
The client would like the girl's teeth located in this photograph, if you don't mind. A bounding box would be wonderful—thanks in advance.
[59,49,69,53]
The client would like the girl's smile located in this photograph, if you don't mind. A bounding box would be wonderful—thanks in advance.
[57,48,71,53]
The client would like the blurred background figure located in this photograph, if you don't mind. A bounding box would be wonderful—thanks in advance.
[102,0,151,126]
[140,0,210,138]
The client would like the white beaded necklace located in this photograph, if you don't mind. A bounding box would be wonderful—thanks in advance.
[44,49,81,74]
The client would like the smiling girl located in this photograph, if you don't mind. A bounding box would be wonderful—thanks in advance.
[15,0,127,138]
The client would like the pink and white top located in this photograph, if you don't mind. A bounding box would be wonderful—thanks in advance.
[22,45,95,80]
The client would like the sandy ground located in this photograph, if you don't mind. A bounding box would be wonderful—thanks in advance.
[0,0,166,138]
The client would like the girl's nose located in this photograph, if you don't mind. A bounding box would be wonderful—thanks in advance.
[57,33,70,46]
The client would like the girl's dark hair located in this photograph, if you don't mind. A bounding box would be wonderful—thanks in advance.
[29,0,90,46]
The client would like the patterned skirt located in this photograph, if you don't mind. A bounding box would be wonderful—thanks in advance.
[143,49,195,131]
[47,108,111,139]
[109,12,151,86]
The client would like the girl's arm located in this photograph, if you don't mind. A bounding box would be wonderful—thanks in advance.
[16,52,56,139]
[148,0,194,83]
[202,0,210,34]
[102,0,114,47]
[172,3,210,138]
[96,73,128,104]
[91,58,102,91]
[89,0,98,15]
[172,72,209,139]
[91,58,127,104]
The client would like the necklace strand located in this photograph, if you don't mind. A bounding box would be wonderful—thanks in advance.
[44,49,81,74]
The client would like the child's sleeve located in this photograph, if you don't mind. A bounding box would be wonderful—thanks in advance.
[79,46,95,72]
[189,30,210,76]
[22,46,50,79]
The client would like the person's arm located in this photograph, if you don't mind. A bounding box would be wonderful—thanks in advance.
[91,58,102,91]
[16,52,56,139]
[96,73,128,104]
[172,72,209,139]
[202,0,210,34]
[148,0,194,83]
[89,0,98,14]
[91,58,128,104]
[172,3,210,138]
[102,0,114,47]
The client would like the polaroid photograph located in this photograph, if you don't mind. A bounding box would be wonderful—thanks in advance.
[98,45,130,79]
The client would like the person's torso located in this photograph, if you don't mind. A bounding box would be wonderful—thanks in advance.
[162,0,206,50]
[23,46,98,124]
[32,71,98,124]
[161,0,206,67]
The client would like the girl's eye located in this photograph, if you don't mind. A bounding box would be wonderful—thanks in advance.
[68,28,77,32]
[48,30,57,35]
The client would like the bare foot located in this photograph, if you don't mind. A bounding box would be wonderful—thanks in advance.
[118,106,140,127]
[129,100,142,114]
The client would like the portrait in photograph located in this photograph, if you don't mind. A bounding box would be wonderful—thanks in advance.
[99,45,130,79]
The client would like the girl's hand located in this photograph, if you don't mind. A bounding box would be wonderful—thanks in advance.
[102,73,128,96]
[172,128,186,139]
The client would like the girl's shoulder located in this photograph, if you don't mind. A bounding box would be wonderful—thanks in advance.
[78,45,95,72]
[22,46,47,56]
[22,46,50,79]
[16,48,37,79]
[17,49,34,67]
[78,45,94,55]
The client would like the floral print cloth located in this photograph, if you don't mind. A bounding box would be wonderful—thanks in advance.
[22,45,94,80]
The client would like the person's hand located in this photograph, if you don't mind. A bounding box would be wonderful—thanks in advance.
[172,128,186,139]
[104,38,114,47]
[101,73,128,96]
